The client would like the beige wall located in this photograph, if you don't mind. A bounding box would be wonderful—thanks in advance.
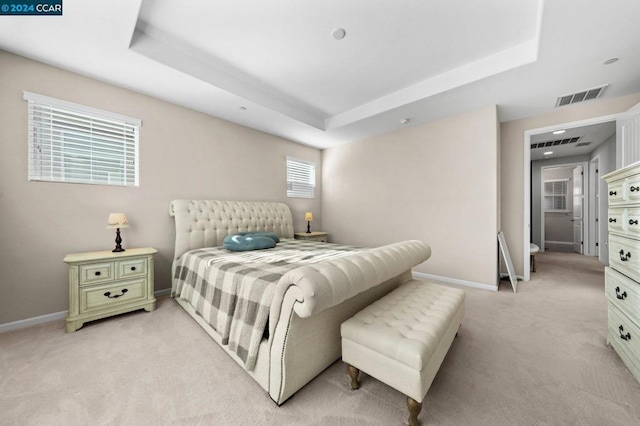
[501,93,640,276]
[322,106,500,287]
[0,51,321,324]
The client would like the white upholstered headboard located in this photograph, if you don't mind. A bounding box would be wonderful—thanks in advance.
[169,200,294,259]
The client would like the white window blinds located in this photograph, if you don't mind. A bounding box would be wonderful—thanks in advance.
[286,156,316,198]
[24,91,141,187]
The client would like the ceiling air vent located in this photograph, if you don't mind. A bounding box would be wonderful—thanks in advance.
[530,137,581,149]
[555,85,608,107]
[575,142,592,147]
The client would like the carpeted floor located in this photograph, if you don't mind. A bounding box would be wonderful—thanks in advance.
[1,252,640,425]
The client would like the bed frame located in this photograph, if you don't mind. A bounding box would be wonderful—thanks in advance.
[169,199,431,405]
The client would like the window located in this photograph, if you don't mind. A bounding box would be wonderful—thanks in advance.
[286,156,315,198]
[544,179,569,211]
[24,91,141,187]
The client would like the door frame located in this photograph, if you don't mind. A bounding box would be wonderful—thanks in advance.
[539,162,589,253]
[523,114,619,282]
[589,156,600,258]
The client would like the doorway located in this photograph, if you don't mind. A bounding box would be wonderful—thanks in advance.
[523,116,618,280]
[539,163,589,254]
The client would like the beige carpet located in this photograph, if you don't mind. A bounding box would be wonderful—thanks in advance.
[2,252,640,425]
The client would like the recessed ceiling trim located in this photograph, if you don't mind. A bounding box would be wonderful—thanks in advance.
[129,24,327,130]
[325,38,541,130]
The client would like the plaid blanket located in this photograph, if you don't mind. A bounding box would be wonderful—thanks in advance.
[172,239,361,371]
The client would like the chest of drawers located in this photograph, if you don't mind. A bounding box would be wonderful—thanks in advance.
[64,247,157,332]
[603,162,640,382]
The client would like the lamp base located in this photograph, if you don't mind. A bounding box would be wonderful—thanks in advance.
[306,221,311,233]
[112,228,125,252]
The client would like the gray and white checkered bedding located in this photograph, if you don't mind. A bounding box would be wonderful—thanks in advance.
[172,239,362,371]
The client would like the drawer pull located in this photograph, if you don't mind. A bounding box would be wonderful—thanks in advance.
[95,271,101,276]
[609,218,617,223]
[615,286,628,300]
[104,289,128,299]
[619,250,632,261]
[632,186,640,192]
[619,325,631,341]
[630,219,638,226]
[610,190,617,196]
[130,266,137,271]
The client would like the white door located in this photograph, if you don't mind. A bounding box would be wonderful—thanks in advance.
[591,159,599,258]
[573,165,584,254]
[617,101,640,168]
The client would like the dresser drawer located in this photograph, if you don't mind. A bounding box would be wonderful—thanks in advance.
[79,262,115,285]
[608,178,627,206]
[606,267,640,324]
[608,303,640,377]
[628,174,640,204]
[608,208,626,235]
[80,278,147,313]
[626,208,640,238]
[117,257,147,279]
[609,234,640,283]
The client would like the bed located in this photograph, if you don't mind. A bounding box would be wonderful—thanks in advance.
[169,199,431,405]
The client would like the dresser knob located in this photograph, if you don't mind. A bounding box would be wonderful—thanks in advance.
[609,218,617,223]
[95,271,101,276]
[619,250,632,261]
[616,286,628,300]
[130,266,136,271]
[632,186,640,192]
[104,289,129,299]
[630,219,638,226]
[619,325,631,341]
[610,190,617,196]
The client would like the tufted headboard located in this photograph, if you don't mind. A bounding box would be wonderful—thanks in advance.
[169,200,294,260]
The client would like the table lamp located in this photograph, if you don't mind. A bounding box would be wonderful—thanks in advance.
[107,213,129,252]
[305,212,313,233]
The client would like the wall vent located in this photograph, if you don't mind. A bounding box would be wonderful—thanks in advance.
[555,85,608,107]
[575,141,592,147]
[530,137,580,149]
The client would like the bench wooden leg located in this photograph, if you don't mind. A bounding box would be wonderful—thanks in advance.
[347,364,360,390]
[407,396,422,426]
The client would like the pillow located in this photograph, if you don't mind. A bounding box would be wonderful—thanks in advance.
[233,231,280,243]
[223,234,276,252]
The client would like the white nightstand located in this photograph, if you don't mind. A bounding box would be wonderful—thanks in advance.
[64,247,157,332]
[294,232,329,242]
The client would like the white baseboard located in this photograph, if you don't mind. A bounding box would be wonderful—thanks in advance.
[0,288,172,334]
[544,240,573,246]
[0,310,68,334]
[412,271,498,292]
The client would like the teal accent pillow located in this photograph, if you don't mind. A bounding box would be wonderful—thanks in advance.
[233,231,280,243]
[223,234,276,251]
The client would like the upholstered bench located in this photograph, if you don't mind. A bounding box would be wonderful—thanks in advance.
[341,280,465,426]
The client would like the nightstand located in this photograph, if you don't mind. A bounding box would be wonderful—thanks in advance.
[64,247,157,332]
[294,232,329,242]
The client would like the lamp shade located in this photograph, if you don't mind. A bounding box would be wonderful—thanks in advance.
[106,213,129,229]
[304,212,313,221]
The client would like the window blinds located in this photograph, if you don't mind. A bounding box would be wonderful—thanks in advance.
[24,91,141,187]
[286,156,316,198]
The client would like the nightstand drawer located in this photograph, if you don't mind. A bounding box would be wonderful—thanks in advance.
[117,258,147,279]
[79,262,115,285]
[80,278,147,312]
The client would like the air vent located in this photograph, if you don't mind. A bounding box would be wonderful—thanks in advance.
[575,142,592,147]
[531,137,581,149]
[555,85,607,107]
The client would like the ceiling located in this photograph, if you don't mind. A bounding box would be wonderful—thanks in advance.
[1,0,639,149]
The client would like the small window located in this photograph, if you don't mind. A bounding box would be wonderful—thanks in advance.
[24,91,141,187]
[544,179,569,211]
[286,156,315,198]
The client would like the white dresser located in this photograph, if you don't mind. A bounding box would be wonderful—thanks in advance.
[603,162,640,382]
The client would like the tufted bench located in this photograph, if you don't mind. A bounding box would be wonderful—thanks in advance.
[341,280,465,426]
